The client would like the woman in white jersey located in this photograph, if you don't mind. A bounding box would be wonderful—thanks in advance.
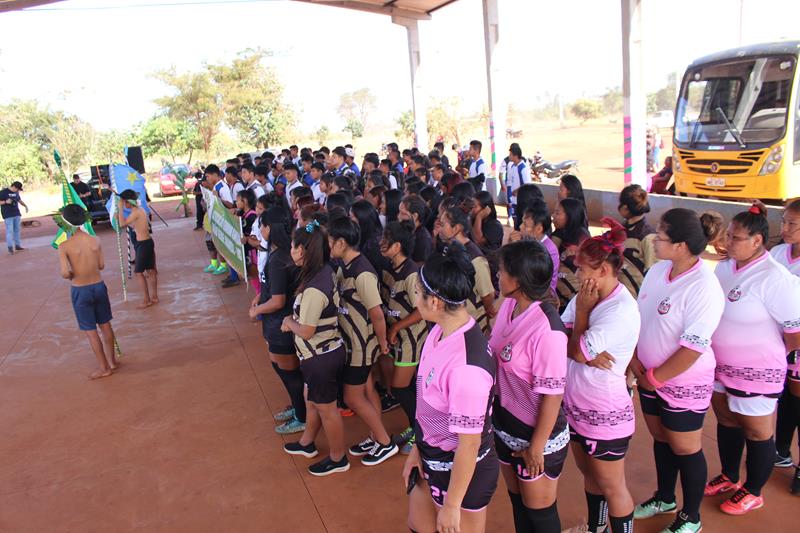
[772,198,800,495]
[629,208,725,533]
[562,218,640,533]
[705,203,800,513]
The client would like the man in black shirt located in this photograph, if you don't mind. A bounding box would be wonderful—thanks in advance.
[0,181,28,254]
[72,174,92,201]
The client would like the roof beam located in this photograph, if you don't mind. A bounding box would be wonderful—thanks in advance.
[297,0,431,20]
[0,0,64,13]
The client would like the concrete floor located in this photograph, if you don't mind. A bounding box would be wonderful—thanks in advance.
[0,203,797,532]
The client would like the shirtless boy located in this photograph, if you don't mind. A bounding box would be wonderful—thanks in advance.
[58,204,119,380]
[117,190,159,307]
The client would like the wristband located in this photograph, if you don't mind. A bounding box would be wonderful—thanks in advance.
[646,367,665,389]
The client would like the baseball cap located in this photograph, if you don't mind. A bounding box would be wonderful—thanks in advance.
[345,147,355,159]
[11,181,23,190]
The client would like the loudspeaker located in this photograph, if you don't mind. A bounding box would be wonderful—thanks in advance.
[127,146,145,174]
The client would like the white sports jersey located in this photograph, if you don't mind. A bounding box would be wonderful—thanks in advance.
[713,253,800,395]
[770,243,800,276]
[637,259,724,410]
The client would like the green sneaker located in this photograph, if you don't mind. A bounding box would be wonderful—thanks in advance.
[634,495,678,519]
[393,426,414,446]
[203,264,216,273]
[274,406,294,422]
[400,435,415,455]
[213,265,228,275]
[275,417,306,435]
[660,512,702,533]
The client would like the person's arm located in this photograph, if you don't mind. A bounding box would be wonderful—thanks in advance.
[368,305,389,354]
[281,287,325,340]
[471,209,489,247]
[437,432,481,530]
[639,346,704,390]
[18,197,28,212]
[282,316,315,340]
[516,393,562,477]
[388,309,423,345]
[251,294,285,317]
[357,271,389,353]
[58,246,73,280]
[474,257,496,318]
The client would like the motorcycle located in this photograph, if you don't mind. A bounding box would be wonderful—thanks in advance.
[531,152,579,182]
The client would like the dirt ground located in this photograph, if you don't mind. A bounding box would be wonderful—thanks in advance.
[0,200,796,532]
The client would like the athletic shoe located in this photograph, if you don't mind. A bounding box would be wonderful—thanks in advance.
[203,264,216,273]
[381,394,400,413]
[14,246,24,251]
[283,441,318,458]
[275,417,306,435]
[349,437,376,457]
[222,278,240,288]
[720,487,764,515]
[400,435,416,455]
[704,474,742,496]
[660,512,702,533]
[361,441,399,466]
[213,265,228,275]
[193,226,203,231]
[7,248,13,255]
[274,406,295,422]
[791,466,800,494]
[393,427,414,446]
[775,453,794,468]
[633,496,677,519]
[308,456,350,477]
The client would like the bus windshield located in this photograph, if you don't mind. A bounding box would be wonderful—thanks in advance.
[674,56,795,147]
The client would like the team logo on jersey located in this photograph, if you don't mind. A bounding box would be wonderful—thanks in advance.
[499,343,513,362]
[657,297,671,315]
[727,285,742,302]
[389,288,397,298]
[426,368,435,387]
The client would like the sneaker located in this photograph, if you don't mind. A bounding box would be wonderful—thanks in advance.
[274,406,295,422]
[381,394,400,413]
[7,248,13,255]
[720,487,764,515]
[660,512,702,533]
[775,453,794,468]
[400,435,416,455]
[194,226,204,231]
[393,427,414,446]
[361,441,399,466]
[222,278,241,288]
[349,437,376,457]
[704,474,742,496]
[275,417,306,435]
[283,441,318,458]
[633,495,677,519]
[308,456,350,477]
[203,264,216,273]
[14,246,24,251]
[791,466,800,494]
[213,265,228,275]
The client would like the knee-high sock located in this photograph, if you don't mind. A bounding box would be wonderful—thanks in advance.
[609,512,633,533]
[508,491,532,533]
[393,381,417,428]
[524,501,560,533]
[585,491,608,533]
[675,450,707,523]
[717,423,745,483]
[276,367,307,423]
[654,440,678,503]
[743,437,775,496]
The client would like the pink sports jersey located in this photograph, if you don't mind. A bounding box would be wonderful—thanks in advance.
[637,259,725,410]
[561,283,640,440]
[489,298,568,439]
[415,318,495,459]
[713,252,800,394]
[770,243,800,374]
[541,235,560,292]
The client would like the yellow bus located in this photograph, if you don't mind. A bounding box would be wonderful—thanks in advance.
[673,41,800,200]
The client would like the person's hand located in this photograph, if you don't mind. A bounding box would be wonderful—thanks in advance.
[379,337,389,355]
[512,445,545,479]
[387,323,401,346]
[587,352,616,370]
[248,305,260,320]
[628,355,645,379]
[240,236,247,244]
[508,230,521,243]
[476,206,491,220]
[401,445,422,489]
[576,279,600,315]
[24,205,28,213]
[637,371,656,391]
[280,316,293,333]
[436,504,461,533]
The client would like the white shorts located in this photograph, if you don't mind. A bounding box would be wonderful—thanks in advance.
[713,381,778,417]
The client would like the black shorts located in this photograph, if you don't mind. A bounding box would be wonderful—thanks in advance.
[788,367,800,383]
[300,345,346,404]
[134,238,156,273]
[638,389,707,432]
[495,430,569,481]
[205,237,216,252]
[569,429,631,462]
[421,448,499,511]
[342,364,372,386]
[262,317,295,355]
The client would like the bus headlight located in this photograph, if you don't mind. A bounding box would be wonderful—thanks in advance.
[759,144,784,175]
[672,147,682,172]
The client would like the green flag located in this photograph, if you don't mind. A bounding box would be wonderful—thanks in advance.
[51,150,95,249]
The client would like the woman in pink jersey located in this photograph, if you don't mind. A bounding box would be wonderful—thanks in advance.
[630,208,724,533]
[490,240,568,533]
[561,218,640,533]
[771,198,800,494]
[401,242,498,533]
[705,203,800,514]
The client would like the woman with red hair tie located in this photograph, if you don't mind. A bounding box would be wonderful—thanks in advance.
[561,218,640,533]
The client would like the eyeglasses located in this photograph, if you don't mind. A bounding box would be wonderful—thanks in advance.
[725,232,753,243]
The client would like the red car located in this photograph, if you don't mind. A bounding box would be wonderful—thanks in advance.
[158,164,197,196]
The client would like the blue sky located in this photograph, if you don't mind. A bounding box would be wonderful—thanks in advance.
[0,0,798,132]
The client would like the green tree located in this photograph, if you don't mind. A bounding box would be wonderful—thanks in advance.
[0,140,48,186]
[137,115,202,163]
[601,87,623,116]
[0,99,58,178]
[338,88,376,132]
[395,110,415,144]
[343,119,364,140]
[570,99,603,125]
[651,73,678,112]
[90,128,137,163]
[48,112,93,176]
[314,125,330,146]
[426,98,464,146]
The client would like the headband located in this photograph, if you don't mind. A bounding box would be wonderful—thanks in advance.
[419,265,467,306]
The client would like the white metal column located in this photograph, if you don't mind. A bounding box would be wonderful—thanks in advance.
[394,16,429,151]
[621,0,647,187]
[482,0,505,195]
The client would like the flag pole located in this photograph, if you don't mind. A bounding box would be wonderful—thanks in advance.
[113,194,128,302]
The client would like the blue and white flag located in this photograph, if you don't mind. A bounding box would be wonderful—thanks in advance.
[106,164,150,229]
